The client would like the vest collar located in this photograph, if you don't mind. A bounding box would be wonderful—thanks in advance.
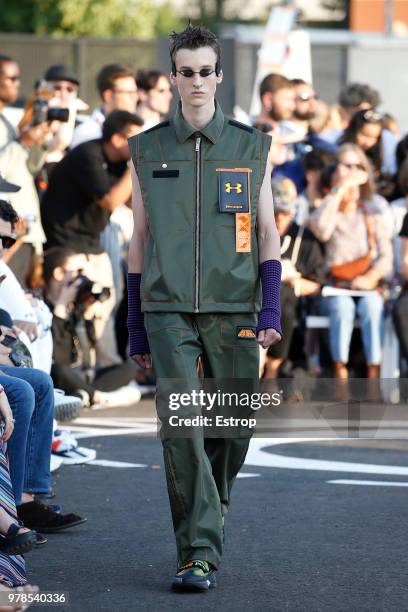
[173,100,225,144]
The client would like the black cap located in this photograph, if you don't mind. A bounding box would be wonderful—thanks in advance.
[0,174,20,193]
[44,64,79,86]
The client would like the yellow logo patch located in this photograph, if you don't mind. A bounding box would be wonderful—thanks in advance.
[225,182,242,193]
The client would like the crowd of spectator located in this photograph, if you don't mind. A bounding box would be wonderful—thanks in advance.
[0,49,407,601]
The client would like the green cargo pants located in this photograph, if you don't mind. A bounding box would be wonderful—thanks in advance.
[145,312,259,569]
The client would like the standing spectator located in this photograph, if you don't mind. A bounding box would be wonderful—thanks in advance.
[0,56,20,149]
[283,79,317,137]
[338,82,381,126]
[41,110,143,366]
[253,73,295,130]
[308,144,393,380]
[71,64,138,149]
[136,69,173,129]
[39,64,89,176]
[0,57,47,285]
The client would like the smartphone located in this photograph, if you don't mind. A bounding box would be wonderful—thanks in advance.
[1,335,15,348]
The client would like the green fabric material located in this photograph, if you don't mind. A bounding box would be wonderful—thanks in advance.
[128,101,271,314]
[146,311,259,569]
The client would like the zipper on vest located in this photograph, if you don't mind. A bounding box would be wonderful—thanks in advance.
[194,136,201,312]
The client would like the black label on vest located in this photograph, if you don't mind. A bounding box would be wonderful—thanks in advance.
[152,170,179,178]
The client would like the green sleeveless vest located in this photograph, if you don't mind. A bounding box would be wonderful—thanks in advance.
[128,101,271,313]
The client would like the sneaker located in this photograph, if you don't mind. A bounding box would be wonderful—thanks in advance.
[53,390,82,421]
[50,454,64,473]
[172,560,216,592]
[17,500,87,533]
[52,428,78,454]
[91,383,142,410]
[55,446,96,465]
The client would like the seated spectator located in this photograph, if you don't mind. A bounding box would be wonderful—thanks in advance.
[295,149,336,224]
[0,198,85,534]
[71,64,138,149]
[263,178,325,379]
[393,212,408,369]
[41,110,143,367]
[308,144,393,380]
[338,109,397,198]
[136,69,173,129]
[0,199,52,373]
[42,247,142,408]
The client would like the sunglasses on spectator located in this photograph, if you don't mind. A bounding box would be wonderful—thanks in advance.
[362,110,382,122]
[53,84,77,93]
[340,161,366,171]
[0,235,16,249]
[297,93,316,102]
[176,68,216,78]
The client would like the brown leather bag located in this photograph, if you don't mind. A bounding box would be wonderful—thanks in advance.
[330,207,376,283]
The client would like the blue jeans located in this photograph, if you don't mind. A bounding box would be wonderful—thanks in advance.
[320,294,384,365]
[0,368,54,505]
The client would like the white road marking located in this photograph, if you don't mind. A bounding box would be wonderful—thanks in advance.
[245,438,408,476]
[89,459,147,468]
[328,479,408,487]
[237,473,259,478]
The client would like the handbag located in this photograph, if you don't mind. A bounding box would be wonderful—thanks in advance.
[330,206,376,284]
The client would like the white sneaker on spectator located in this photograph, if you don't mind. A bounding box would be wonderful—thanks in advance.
[52,427,96,465]
[53,389,82,421]
[92,383,142,410]
[56,447,97,465]
[50,454,64,472]
[130,380,156,396]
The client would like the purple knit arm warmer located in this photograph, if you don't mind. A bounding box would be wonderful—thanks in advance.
[256,259,282,336]
[127,273,150,356]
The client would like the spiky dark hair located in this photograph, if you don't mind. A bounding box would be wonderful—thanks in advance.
[169,23,221,76]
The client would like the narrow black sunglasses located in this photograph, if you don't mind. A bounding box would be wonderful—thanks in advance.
[176,68,216,78]
[0,235,16,249]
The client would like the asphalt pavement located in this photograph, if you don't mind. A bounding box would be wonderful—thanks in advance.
[26,399,408,612]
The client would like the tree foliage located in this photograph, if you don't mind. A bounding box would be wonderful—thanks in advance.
[0,0,183,38]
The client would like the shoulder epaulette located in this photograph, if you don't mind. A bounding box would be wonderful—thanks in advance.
[228,119,253,133]
[143,120,170,134]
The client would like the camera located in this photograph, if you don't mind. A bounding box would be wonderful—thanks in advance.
[32,98,69,126]
[72,275,111,313]
[31,80,69,126]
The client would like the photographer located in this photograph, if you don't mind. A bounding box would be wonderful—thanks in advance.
[41,110,143,367]
[43,247,141,408]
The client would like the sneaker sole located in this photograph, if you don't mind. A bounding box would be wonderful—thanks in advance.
[35,517,87,534]
[54,401,82,422]
[172,573,216,592]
